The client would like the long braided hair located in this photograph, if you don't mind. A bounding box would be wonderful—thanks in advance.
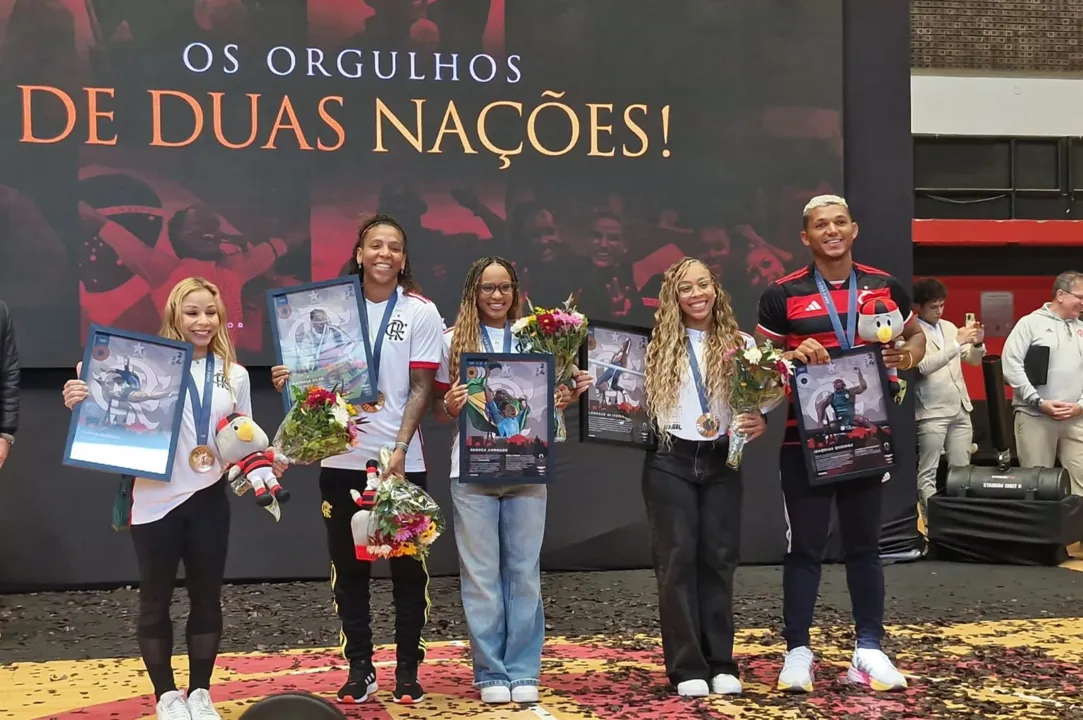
[342,213,422,293]
[644,257,743,447]
[448,256,521,382]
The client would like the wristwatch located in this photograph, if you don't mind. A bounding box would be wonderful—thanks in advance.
[0,432,13,446]
[1029,396,1042,408]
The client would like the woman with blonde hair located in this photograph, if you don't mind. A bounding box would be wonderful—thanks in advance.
[641,257,771,698]
[437,256,591,705]
[62,278,256,720]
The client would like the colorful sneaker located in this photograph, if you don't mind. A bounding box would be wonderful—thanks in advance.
[847,648,907,691]
[511,685,539,703]
[777,646,815,693]
[676,679,709,697]
[185,689,221,720]
[393,664,425,704]
[155,691,192,720]
[710,673,742,695]
[337,664,378,704]
[480,686,511,704]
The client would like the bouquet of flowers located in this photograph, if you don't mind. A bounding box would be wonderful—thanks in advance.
[725,340,792,469]
[366,447,446,562]
[511,294,589,441]
[272,385,365,465]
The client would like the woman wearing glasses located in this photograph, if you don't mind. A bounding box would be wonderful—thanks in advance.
[435,257,591,705]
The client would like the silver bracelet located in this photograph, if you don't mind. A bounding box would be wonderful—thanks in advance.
[394,441,411,453]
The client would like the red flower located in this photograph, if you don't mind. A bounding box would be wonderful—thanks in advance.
[303,387,336,409]
[537,312,559,335]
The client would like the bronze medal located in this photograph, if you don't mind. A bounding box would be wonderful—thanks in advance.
[360,391,385,414]
[189,445,216,473]
[696,413,719,438]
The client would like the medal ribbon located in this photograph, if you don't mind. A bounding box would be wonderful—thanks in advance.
[479,321,511,353]
[187,355,216,447]
[813,268,858,349]
[369,290,399,388]
[686,336,712,419]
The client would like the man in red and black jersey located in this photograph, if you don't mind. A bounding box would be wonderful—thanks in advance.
[755,195,926,694]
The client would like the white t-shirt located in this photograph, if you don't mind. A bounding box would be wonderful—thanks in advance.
[131,355,251,525]
[663,330,756,443]
[435,324,518,479]
[322,286,444,473]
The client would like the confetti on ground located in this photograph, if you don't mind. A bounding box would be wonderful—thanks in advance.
[3,563,1083,718]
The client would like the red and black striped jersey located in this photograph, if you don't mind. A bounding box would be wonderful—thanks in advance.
[755,262,913,350]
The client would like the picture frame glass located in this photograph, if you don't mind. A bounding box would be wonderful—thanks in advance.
[791,345,895,484]
[579,322,655,449]
[267,277,378,410]
[458,352,554,484]
[64,326,192,481]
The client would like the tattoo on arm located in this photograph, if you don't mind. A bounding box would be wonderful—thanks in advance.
[398,367,436,444]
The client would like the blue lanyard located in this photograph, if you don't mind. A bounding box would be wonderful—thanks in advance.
[813,268,858,349]
[369,291,399,387]
[479,321,511,353]
[685,337,710,416]
[187,355,216,446]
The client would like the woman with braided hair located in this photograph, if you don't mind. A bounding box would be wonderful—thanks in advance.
[641,257,773,698]
[435,256,591,705]
[272,214,443,705]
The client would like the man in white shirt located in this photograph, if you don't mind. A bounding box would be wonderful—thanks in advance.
[912,278,985,516]
[1001,271,1083,495]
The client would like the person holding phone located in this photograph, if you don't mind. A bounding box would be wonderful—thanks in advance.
[912,277,985,516]
[62,278,258,720]
[436,256,590,705]
[755,195,925,694]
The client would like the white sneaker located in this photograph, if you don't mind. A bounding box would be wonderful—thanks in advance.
[511,685,539,703]
[676,679,709,697]
[847,648,907,691]
[155,691,192,720]
[480,686,511,704]
[777,646,815,693]
[710,673,742,695]
[185,689,222,720]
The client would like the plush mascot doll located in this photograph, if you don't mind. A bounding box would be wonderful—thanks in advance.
[349,460,381,562]
[856,297,907,404]
[216,413,291,511]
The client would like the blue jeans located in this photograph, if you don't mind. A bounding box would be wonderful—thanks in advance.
[451,480,547,689]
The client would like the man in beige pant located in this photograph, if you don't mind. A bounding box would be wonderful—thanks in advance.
[1001,271,1083,495]
[913,279,984,516]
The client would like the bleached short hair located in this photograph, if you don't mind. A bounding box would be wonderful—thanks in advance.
[802,194,849,218]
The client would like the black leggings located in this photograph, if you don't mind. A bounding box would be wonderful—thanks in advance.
[130,478,231,699]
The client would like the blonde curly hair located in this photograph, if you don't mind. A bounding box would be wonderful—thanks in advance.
[644,258,743,444]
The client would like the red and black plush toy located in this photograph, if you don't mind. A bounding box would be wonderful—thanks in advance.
[216,413,291,508]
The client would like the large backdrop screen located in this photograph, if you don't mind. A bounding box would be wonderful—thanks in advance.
[0,0,843,367]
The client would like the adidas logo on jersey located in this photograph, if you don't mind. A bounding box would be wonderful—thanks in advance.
[803,300,823,312]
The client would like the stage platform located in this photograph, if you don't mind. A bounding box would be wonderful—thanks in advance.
[4,619,1083,719]
[4,562,1083,719]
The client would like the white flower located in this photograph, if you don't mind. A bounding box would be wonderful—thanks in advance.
[743,347,763,365]
[331,404,349,427]
[511,316,531,333]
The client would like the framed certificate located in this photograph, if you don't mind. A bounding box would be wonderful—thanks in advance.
[458,353,555,484]
[791,345,896,485]
[267,276,378,412]
[62,325,193,481]
[578,321,656,450]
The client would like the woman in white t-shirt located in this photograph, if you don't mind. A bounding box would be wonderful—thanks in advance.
[641,257,770,699]
[63,277,255,720]
[435,256,591,705]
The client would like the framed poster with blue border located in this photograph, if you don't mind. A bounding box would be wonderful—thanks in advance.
[266,276,378,413]
[458,352,555,484]
[577,320,656,450]
[62,325,193,482]
[791,344,896,486]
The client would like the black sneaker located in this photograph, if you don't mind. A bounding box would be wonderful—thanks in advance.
[337,664,378,704]
[392,664,425,704]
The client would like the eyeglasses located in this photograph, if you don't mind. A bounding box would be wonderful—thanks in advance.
[479,282,514,296]
[1060,290,1083,301]
[677,280,712,297]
